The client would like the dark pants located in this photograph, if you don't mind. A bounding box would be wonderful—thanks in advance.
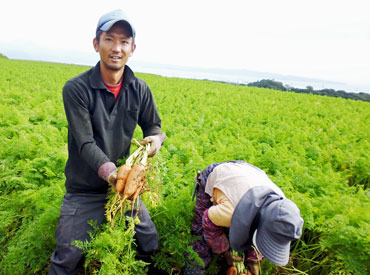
[49,193,158,275]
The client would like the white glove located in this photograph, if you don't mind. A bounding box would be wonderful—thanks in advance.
[140,134,165,157]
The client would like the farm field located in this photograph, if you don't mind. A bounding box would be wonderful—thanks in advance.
[0,58,369,274]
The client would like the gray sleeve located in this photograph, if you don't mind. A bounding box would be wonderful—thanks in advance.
[63,81,110,172]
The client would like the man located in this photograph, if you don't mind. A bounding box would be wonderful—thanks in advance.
[49,9,166,274]
[184,160,303,275]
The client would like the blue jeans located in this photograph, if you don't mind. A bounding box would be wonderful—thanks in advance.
[49,193,158,275]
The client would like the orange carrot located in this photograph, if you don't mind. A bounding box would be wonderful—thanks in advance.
[226,266,238,275]
[116,164,131,193]
[130,177,146,216]
[122,163,146,200]
[131,177,146,201]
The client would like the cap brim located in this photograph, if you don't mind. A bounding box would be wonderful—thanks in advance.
[99,19,127,32]
[256,224,291,266]
[99,20,135,37]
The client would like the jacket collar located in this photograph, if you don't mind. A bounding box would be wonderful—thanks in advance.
[89,61,136,89]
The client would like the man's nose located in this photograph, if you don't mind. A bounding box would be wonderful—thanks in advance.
[112,41,122,52]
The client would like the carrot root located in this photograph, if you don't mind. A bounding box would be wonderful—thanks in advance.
[226,266,238,275]
[123,163,146,200]
[116,164,131,193]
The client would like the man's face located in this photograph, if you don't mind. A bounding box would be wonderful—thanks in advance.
[93,23,136,72]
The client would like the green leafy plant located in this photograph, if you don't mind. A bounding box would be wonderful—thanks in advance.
[74,218,149,275]
[0,58,369,274]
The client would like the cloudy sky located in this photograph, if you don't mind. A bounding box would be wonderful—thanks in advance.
[1,0,370,92]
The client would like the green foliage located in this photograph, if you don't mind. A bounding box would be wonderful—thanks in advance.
[150,185,204,273]
[74,218,149,275]
[0,59,83,274]
[0,58,369,274]
[139,73,370,274]
[0,183,64,274]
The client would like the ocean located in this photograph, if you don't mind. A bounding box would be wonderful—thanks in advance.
[129,60,370,95]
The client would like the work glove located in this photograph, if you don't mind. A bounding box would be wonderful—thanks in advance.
[224,250,243,266]
[107,170,118,186]
[98,162,118,185]
[140,133,166,158]
[246,262,259,275]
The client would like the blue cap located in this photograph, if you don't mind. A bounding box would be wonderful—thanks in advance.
[229,187,303,266]
[96,9,136,37]
[256,198,303,266]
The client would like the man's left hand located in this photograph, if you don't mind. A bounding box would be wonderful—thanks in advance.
[140,133,165,157]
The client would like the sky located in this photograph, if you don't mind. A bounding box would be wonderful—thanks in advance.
[1,0,370,93]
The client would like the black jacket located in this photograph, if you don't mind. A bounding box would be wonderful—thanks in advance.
[63,62,162,194]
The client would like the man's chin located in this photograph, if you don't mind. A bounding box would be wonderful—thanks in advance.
[102,62,125,72]
[107,65,124,71]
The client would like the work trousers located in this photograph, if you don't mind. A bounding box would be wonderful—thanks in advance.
[49,193,158,275]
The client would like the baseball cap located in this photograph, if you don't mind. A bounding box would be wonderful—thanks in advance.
[96,9,136,37]
[256,198,304,266]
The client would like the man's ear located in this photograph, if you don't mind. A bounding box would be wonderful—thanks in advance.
[129,43,136,57]
[93,38,99,52]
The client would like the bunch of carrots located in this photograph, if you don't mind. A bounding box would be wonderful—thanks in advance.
[106,139,151,228]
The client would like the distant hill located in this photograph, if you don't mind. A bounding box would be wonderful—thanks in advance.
[247,79,370,102]
[0,53,8,59]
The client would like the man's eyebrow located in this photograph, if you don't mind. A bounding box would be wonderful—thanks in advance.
[105,33,130,39]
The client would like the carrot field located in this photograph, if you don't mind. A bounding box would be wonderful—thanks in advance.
[0,58,369,274]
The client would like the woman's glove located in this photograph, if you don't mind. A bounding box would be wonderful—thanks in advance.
[224,250,243,266]
[246,262,259,275]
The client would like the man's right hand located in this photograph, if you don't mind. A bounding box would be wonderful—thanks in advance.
[107,170,118,186]
[98,162,118,185]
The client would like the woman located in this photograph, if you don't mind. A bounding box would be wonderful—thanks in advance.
[184,160,303,275]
